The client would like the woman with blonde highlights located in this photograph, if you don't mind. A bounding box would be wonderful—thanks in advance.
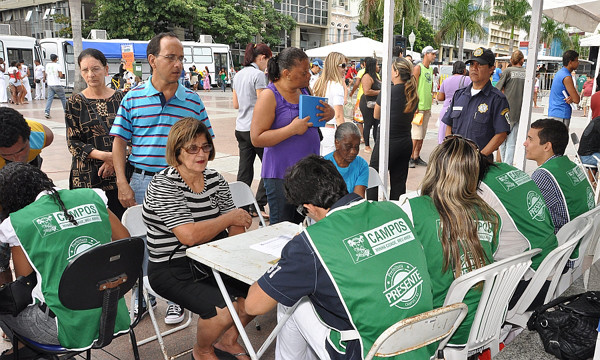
[312,51,348,155]
[402,135,500,347]
[368,57,418,200]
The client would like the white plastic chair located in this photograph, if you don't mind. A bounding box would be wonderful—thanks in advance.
[505,217,593,329]
[368,167,389,201]
[441,249,540,360]
[364,303,468,360]
[122,205,193,360]
[575,206,600,290]
[229,181,267,227]
[571,133,598,189]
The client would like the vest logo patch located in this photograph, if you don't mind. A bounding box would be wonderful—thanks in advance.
[567,166,586,186]
[587,187,595,210]
[495,170,530,192]
[343,219,415,264]
[477,220,494,243]
[383,262,423,309]
[527,191,546,222]
[32,204,102,237]
[67,236,100,260]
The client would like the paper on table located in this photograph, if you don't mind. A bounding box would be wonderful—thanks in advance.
[250,233,295,257]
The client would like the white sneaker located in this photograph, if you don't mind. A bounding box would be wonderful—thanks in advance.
[165,303,184,324]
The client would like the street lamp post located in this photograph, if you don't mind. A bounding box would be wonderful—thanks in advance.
[408,31,416,55]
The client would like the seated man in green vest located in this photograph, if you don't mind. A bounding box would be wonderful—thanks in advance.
[478,157,558,274]
[0,163,130,358]
[524,118,595,235]
[245,155,434,360]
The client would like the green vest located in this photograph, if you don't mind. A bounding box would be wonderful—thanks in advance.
[539,156,595,259]
[417,63,433,111]
[408,196,498,346]
[305,200,434,359]
[10,189,130,350]
[482,163,557,270]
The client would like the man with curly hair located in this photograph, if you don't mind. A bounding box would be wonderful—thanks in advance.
[0,107,54,170]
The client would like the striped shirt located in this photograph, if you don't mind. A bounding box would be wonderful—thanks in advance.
[142,167,235,262]
[109,77,214,172]
[531,155,569,234]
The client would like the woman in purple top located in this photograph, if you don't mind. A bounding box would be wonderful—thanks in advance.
[437,61,471,144]
[251,47,334,224]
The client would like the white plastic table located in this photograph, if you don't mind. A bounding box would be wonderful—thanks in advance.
[186,221,301,360]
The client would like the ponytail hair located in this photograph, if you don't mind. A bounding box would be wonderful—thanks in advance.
[267,47,308,83]
[243,43,272,67]
[392,57,418,113]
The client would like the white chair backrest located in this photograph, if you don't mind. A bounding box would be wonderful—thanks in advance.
[364,303,468,360]
[228,181,266,227]
[122,205,147,238]
[367,167,389,201]
[442,249,540,359]
[506,217,593,328]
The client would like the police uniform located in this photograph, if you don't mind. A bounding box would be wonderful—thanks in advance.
[441,48,510,151]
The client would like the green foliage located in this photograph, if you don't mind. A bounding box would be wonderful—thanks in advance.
[94,0,295,46]
[486,0,530,52]
[571,33,590,59]
[539,16,572,54]
[51,14,95,38]
[435,0,487,60]
[356,16,437,53]
[357,0,420,39]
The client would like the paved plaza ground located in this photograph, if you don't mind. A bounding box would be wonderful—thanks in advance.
[0,88,591,359]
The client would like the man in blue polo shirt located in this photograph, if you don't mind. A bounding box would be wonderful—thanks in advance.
[548,50,580,128]
[442,47,510,160]
[110,31,213,325]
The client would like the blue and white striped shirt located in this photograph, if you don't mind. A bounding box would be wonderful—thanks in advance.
[110,77,214,172]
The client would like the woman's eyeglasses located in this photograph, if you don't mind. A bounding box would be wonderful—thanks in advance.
[183,144,213,154]
[338,63,347,69]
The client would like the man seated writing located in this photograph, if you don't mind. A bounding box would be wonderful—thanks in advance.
[245,155,434,360]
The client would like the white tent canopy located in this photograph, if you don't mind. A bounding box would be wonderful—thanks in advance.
[543,0,600,32]
[305,37,421,61]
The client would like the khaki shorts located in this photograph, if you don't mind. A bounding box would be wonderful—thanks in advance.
[411,109,431,140]
[581,96,591,108]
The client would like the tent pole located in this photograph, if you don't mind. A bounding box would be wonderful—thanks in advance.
[514,0,543,171]
[378,0,394,200]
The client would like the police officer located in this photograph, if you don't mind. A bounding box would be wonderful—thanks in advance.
[441,47,510,159]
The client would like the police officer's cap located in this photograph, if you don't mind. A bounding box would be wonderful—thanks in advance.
[466,47,495,67]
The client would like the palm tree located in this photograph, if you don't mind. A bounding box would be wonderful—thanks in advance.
[435,0,488,61]
[486,0,530,53]
[359,0,420,30]
[68,0,85,93]
[539,16,572,56]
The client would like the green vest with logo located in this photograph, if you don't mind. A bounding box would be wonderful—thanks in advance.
[539,156,595,258]
[482,163,557,270]
[417,63,434,111]
[305,200,434,359]
[9,188,130,350]
[408,196,498,346]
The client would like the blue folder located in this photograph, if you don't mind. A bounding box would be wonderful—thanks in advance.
[299,95,328,127]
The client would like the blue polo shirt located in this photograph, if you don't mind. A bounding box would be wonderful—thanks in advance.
[323,151,369,193]
[110,77,214,172]
[548,67,572,119]
[441,80,510,150]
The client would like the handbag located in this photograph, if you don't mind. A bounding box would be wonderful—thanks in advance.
[527,291,600,360]
[0,272,37,316]
[412,112,424,126]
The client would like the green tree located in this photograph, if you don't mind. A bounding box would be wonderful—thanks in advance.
[94,0,295,46]
[539,16,572,55]
[356,15,437,53]
[357,0,420,39]
[435,0,488,61]
[486,0,530,53]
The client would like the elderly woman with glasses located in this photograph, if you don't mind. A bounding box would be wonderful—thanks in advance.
[400,135,500,348]
[143,118,254,360]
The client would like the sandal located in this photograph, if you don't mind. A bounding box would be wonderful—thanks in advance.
[214,347,249,359]
[248,209,259,218]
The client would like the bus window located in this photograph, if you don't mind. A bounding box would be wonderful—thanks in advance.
[193,47,212,64]
[184,46,193,63]
[64,42,74,65]
[0,41,4,61]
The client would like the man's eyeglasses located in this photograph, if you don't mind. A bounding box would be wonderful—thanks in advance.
[183,144,213,154]
[296,204,308,216]
[157,54,185,63]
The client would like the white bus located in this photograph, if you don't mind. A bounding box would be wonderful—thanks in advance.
[0,35,42,88]
[39,38,234,89]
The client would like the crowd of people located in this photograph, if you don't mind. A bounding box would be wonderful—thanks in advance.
[0,30,598,360]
